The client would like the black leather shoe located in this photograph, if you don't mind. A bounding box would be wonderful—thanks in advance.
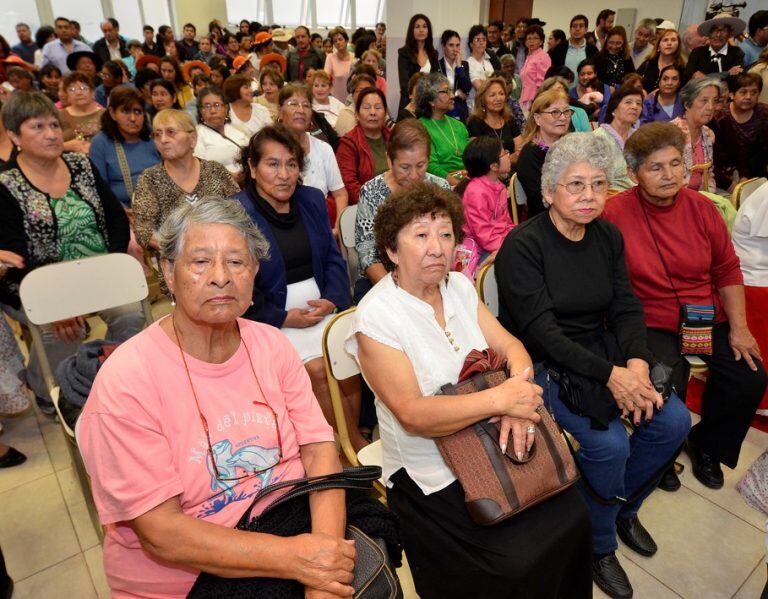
[592,553,633,599]
[658,464,681,492]
[686,439,724,489]
[0,446,26,468]
[617,516,658,556]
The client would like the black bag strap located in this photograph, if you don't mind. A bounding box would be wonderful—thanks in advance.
[239,465,382,525]
[638,197,683,308]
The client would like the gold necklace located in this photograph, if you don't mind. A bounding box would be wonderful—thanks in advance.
[431,117,460,156]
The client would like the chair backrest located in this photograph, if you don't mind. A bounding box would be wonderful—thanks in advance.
[323,308,360,381]
[339,204,357,249]
[734,177,768,210]
[512,172,527,206]
[506,175,519,226]
[20,253,150,325]
[475,263,499,317]
[338,205,360,294]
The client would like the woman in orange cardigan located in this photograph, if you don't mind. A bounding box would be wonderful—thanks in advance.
[335,87,391,204]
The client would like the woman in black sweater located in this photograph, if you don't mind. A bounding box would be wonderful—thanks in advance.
[397,14,439,113]
[593,26,635,90]
[495,132,690,599]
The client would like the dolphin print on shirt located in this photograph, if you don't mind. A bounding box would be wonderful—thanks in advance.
[200,438,280,516]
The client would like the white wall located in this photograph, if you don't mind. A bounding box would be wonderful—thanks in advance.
[385,0,487,114]
[530,0,684,37]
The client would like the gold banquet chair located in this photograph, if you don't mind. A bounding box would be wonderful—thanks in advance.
[732,176,767,210]
[321,308,385,498]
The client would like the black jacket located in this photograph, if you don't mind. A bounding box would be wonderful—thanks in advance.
[286,47,325,81]
[549,41,598,69]
[685,44,745,79]
[438,57,473,122]
[397,46,440,112]
[92,37,129,64]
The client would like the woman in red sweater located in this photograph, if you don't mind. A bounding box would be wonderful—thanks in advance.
[603,121,766,492]
[335,87,390,204]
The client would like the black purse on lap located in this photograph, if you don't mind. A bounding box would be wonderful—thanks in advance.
[187,466,403,599]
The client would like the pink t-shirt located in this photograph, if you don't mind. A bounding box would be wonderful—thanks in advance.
[324,51,354,102]
[78,318,334,598]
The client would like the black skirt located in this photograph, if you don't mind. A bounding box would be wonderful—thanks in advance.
[388,469,592,599]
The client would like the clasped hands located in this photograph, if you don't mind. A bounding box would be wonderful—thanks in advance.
[607,359,664,425]
[491,367,544,462]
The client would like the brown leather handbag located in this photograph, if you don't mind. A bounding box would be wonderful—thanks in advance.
[436,349,579,526]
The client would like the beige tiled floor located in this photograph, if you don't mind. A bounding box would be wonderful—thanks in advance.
[2,305,766,597]
[2,407,766,598]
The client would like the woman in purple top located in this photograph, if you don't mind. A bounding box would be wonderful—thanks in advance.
[640,65,685,124]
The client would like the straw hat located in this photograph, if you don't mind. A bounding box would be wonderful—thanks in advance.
[697,12,746,37]
[271,28,295,43]
[232,54,253,73]
[253,31,273,46]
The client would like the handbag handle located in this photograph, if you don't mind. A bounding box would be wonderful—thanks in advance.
[239,465,382,525]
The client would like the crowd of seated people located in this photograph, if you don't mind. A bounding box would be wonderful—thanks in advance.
[0,7,767,599]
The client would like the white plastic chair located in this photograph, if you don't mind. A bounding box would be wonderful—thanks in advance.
[475,263,499,317]
[338,205,359,296]
[19,253,154,537]
[321,308,385,497]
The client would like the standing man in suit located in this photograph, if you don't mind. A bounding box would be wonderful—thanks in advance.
[93,19,129,65]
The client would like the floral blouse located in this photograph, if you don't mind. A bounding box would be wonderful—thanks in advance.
[354,173,450,275]
[671,117,716,194]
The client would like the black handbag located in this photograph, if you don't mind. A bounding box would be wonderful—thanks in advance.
[187,466,403,599]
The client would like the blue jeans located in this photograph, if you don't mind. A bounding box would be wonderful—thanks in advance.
[535,368,691,554]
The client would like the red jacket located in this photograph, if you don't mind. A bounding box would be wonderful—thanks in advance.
[335,126,391,204]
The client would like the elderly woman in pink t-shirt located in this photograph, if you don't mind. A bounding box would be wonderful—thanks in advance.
[78,198,356,599]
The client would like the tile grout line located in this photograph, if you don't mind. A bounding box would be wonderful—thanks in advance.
[619,551,685,598]
[678,481,766,533]
[730,556,764,598]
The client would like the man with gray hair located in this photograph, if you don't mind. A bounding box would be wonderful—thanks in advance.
[631,19,657,68]
[93,18,129,64]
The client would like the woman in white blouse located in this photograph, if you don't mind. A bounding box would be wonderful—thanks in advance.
[278,83,348,230]
[466,24,501,110]
[732,179,768,416]
[223,74,272,138]
[346,182,592,599]
[194,87,249,182]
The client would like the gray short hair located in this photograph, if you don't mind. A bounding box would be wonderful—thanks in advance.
[157,197,270,264]
[680,76,721,109]
[1,91,60,135]
[541,133,614,200]
[414,72,450,119]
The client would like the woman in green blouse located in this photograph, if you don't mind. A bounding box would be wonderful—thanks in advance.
[415,72,470,187]
[0,91,142,414]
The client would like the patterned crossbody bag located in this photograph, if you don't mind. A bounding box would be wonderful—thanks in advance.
[639,199,715,355]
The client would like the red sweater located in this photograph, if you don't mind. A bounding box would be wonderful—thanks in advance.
[602,186,743,333]
[335,126,391,204]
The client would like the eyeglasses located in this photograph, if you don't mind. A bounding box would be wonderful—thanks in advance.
[283,99,312,110]
[540,108,574,119]
[437,89,452,96]
[203,398,283,482]
[201,102,225,110]
[67,85,90,93]
[151,127,189,139]
[557,179,609,195]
